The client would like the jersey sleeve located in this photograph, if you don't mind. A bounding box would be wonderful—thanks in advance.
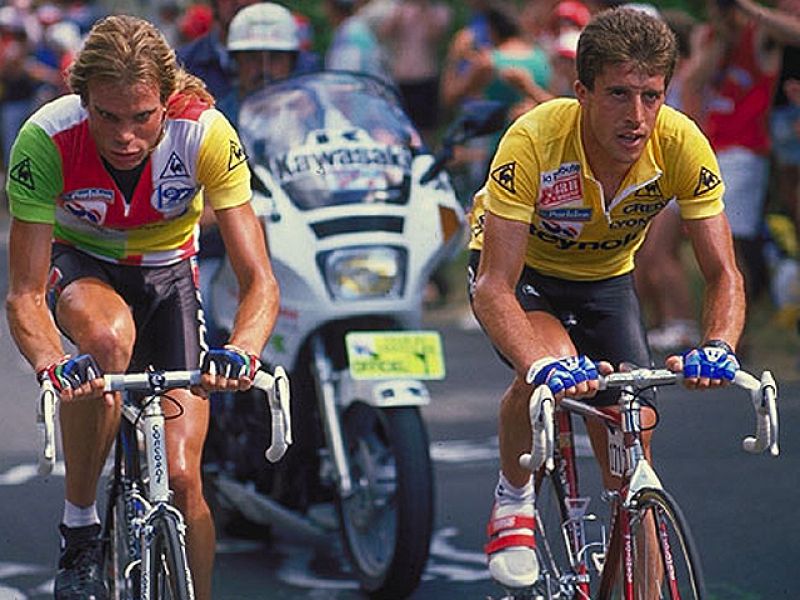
[6,121,64,224]
[670,117,725,220]
[483,119,539,223]
[196,110,252,211]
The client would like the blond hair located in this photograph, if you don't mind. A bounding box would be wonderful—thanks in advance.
[577,8,678,90]
[68,14,214,107]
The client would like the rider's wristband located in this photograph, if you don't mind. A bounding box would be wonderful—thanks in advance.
[703,339,734,354]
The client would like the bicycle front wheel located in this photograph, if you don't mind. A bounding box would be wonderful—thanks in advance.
[146,510,194,600]
[622,488,705,600]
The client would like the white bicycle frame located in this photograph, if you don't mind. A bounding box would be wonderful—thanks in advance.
[36,367,292,598]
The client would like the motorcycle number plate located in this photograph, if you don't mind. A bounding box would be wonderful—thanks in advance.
[345,331,445,380]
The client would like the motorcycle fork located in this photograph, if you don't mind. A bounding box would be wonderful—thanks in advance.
[310,334,354,497]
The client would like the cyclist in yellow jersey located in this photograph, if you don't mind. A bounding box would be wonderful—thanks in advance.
[468,8,745,590]
[4,16,279,600]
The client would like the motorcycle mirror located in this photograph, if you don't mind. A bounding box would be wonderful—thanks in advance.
[420,100,508,185]
[446,100,508,146]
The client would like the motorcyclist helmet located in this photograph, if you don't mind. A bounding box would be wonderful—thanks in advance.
[227,3,300,53]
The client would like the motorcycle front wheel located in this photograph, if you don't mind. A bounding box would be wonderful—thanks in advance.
[336,403,434,599]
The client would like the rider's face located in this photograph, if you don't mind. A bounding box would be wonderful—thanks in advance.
[86,79,166,171]
[575,62,666,176]
[235,51,294,96]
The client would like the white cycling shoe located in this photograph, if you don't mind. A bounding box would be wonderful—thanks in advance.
[485,501,539,588]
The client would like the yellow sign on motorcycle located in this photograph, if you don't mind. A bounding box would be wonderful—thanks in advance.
[345,331,445,380]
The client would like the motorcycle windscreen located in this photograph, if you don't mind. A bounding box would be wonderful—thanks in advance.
[238,72,423,210]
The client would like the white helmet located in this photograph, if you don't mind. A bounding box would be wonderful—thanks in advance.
[227,3,300,53]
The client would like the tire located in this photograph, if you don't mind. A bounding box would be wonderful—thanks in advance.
[336,403,434,599]
[147,510,194,600]
[617,488,705,600]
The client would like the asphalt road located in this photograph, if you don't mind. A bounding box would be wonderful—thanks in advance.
[0,227,797,599]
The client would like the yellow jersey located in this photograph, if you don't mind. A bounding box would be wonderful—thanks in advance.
[468,98,725,280]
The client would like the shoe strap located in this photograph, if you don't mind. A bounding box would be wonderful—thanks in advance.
[485,533,536,555]
[487,513,536,537]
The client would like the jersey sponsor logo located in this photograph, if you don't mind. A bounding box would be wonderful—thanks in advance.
[694,166,722,196]
[491,162,516,193]
[537,207,593,221]
[538,219,581,239]
[634,181,663,198]
[9,156,35,190]
[470,212,485,240]
[228,139,248,171]
[539,162,582,208]
[529,222,641,251]
[155,183,198,213]
[63,200,107,224]
[622,200,668,215]
[159,152,190,179]
[611,200,668,229]
[62,188,115,204]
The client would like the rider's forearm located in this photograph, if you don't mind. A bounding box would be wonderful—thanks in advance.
[226,273,280,356]
[699,270,746,350]
[6,292,66,372]
[473,279,567,379]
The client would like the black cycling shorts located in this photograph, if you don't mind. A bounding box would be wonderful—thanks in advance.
[47,243,207,372]
[467,250,653,406]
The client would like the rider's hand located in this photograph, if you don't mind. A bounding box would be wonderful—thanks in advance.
[37,354,105,402]
[667,340,739,389]
[526,355,599,400]
[199,344,261,394]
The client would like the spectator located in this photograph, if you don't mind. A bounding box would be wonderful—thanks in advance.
[323,0,391,83]
[682,0,783,307]
[0,6,38,172]
[179,3,215,45]
[379,0,451,144]
[177,0,260,102]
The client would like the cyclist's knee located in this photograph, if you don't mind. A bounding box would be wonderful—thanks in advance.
[169,466,204,509]
[68,315,135,371]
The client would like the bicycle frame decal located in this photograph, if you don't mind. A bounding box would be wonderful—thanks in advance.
[145,411,170,504]
[659,511,682,598]
[607,426,626,479]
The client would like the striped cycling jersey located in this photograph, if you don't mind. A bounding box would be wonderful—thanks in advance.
[6,93,252,266]
[468,98,725,281]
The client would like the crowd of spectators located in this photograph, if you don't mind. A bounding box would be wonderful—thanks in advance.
[1,0,799,351]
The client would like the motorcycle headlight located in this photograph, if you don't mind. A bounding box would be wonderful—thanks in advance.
[320,247,406,300]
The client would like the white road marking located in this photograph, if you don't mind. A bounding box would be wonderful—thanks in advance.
[431,434,593,463]
[0,463,64,486]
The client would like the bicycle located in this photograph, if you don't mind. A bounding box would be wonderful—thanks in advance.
[495,364,779,600]
[36,366,292,600]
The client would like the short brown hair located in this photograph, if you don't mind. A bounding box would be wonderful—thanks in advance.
[576,7,678,90]
[68,14,213,106]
